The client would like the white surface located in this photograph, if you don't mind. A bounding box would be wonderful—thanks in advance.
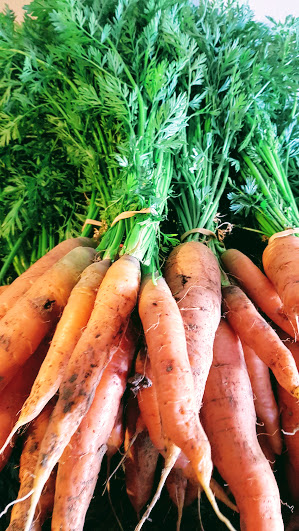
[243,0,299,21]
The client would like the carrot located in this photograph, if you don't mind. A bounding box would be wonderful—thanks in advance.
[221,248,295,337]
[262,232,299,322]
[256,423,276,469]
[0,286,9,296]
[0,335,51,472]
[0,259,110,455]
[138,274,233,529]
[107,402,124,459]
[222,284,299,398]
[166,468,188,530]
[201,319,284,531]
[23,254,140,531]
[124,397,159,517]
[0,237,96,321]
[165,241,221,410]
[8,400,56,531]
[0,246,96,393]
[276,334,299,503]
[52,324,136,531]
[242,343,282,455]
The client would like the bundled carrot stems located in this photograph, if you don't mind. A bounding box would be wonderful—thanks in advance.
[0,0,298,530]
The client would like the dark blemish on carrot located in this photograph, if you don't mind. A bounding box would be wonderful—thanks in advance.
[29,442,38,453]
[43,299,56,310]
[95,333,101,338]
[181,274,191,286]
[69,373,78,383]
[79,389,87,397]
[152,302,157,306]
[166,364,173,372]
[63,401,75,414]
[0,335,10,350]
[90,363,97,368]
[61,387,72,401]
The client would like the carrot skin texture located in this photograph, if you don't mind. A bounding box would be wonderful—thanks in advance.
[242,343,282,455]
[276,335,299,502]
[165,241,221,410]
[124,397,159,515]
[0,286,9,296]
[222,285,299,398]
[221,248,295,337]
[12,259,110,434]
[139,275,212,489]
[0,246,96,392]
[201,319,284,531]
[263,234,299,319]
[24,255,140,531]
[0,237,96,320]
[8,400,56,531]
[52,325,136,531]
[0,336,50,471]
[107,401,124,458]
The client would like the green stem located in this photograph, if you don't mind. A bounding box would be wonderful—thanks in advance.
[0,229,29,283]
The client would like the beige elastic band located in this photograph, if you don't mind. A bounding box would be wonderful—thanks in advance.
[269,228,299,245]
[111,207,155,227]
[181,228,217,242]
[82,218,103,232]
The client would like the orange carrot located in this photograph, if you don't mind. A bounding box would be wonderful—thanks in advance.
[0,259,110,455]
[221,248,295,336]
[201,319,284,531]
[276,334,299,503]
[0,246,96,392]
[107,402,124,459]
[0,237,96,321]
[262,233,299,322]
[138,274,231,528]
[23,254,140,531]
[0,336,51,472]
[8,400,56,531]
[242,343,282,455]
[52,324,136,530]
[124,397,159,517]
[222,285,299,398]
[256,423,276,469]
[0,286,9,296]
[165,241,221,409]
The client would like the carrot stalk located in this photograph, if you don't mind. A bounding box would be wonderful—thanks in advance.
[201,319,284,531]
[0,246,96,392]
[222,285,299,398]
[0,259,110,455]
[22,254,140,531]
[0,237,96,321]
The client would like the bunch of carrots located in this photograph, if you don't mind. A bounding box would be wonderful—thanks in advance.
[0,0,298,530]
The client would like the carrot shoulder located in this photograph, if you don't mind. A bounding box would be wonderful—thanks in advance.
[1,259,110,454]
[52,324,136,530]
[221,248,295,336]
[201,319,284,531]
[222,285,299,398]
[23,254,140,531]
[0,246,96,392]
[263,233,299,321]
[0,237,96,321]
